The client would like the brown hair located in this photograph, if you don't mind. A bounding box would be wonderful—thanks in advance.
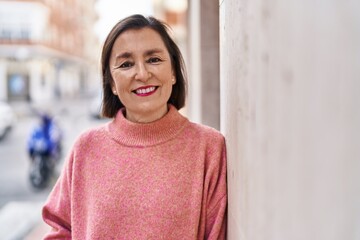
[101,14,187,118]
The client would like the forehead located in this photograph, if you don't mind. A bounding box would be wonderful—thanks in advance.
[112,27,167,53]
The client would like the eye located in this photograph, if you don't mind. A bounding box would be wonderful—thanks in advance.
[117,61,133,69]
[147,57,162,64]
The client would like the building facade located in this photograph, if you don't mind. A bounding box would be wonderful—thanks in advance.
[0,0,99,104]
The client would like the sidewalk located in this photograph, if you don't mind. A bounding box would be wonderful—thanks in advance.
[0,201,49,240]
[24,220,50,240]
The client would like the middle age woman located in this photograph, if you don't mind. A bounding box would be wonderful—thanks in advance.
[42,14,227,239]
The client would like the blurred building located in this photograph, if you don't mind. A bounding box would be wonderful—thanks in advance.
[0,0,99,104]
[152,0,187,43]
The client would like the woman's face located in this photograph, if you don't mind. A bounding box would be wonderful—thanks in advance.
[109,27,175,123]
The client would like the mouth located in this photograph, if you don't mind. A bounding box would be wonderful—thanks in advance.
[132,86,158,96]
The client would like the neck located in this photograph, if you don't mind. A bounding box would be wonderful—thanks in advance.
[125,105,169,123]
[108,105,188,147]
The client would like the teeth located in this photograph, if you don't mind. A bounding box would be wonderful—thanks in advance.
[136,86,156,94]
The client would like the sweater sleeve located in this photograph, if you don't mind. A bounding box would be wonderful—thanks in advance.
[42,150,74,239]
[205,137,228,240]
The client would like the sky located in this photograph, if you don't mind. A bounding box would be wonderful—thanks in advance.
[94,0,154,42]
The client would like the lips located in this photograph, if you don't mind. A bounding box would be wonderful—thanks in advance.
[133,86,158,96]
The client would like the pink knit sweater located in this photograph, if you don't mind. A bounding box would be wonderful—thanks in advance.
[42,105,227,239]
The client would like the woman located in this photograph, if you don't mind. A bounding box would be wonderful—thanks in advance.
[42,14,227,239]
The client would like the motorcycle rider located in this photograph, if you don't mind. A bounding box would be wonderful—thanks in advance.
[27,111,62,169]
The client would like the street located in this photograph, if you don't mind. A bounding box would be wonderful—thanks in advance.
[0,97,109,239]
[0,115,50,208]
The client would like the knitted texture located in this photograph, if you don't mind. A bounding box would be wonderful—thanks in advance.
[42,105,227,239]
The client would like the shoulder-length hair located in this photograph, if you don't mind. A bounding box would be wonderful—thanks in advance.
[101,14,187,118]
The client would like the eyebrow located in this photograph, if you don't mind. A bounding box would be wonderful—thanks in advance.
[115,48,165,60]
[115,52,132,60]
[144,48,165,56]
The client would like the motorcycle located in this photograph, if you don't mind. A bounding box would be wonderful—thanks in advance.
[27,113,63,189]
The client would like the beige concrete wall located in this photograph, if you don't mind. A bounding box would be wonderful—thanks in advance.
[220,0,360,239]
[199,0,220,129]
[187,0,220,129]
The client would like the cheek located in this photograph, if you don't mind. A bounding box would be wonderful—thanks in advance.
[160,67,173,82]
[111,72,124,88]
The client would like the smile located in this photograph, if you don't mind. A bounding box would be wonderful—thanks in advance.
[133,86,158,96]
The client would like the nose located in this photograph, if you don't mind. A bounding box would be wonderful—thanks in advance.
[134,62,150,82]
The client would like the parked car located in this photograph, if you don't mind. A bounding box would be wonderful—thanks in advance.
[0,101,16,140]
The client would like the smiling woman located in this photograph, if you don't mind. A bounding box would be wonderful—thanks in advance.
[101,15,187,120]
[109,28,175,123]
[42,15,227,240]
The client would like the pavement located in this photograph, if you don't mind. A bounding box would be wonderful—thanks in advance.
[0,201,50,239]
[24,219,51,240]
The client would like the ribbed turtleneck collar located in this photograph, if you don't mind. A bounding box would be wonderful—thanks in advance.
[107,105,189,147]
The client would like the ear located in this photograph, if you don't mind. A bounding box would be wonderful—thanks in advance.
[171,69,176,84]
[110,83,117,95]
